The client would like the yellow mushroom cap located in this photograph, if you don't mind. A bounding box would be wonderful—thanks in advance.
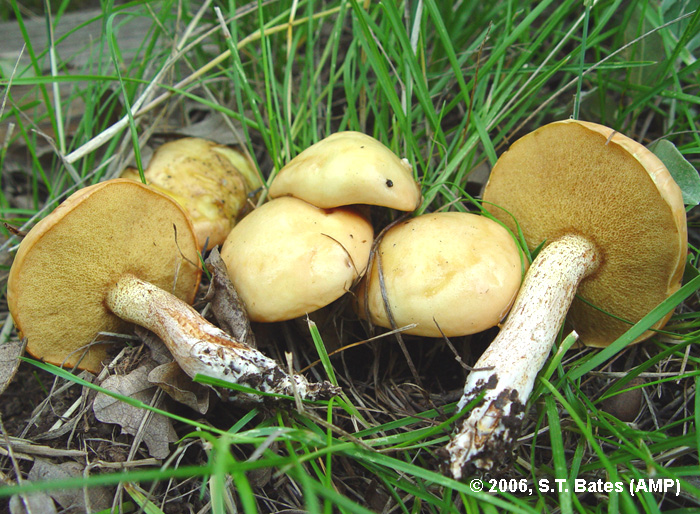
[7,179,201,372]
[483,119,687,347]
[122,137,262,248]
[220,196,374,322]
[269,132,422,211]
[356,212,525,337]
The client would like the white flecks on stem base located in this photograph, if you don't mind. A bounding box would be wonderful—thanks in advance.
[445,234,599,478]
[105,274,340,403]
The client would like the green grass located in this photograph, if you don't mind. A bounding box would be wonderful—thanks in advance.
[1,0,699,512]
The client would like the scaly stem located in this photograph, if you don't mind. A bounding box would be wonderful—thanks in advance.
[105,274,340,402]
[445,234,599,478]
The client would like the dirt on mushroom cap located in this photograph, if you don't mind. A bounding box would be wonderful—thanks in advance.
[122,138,262,248]
[7,179,201,372]
[483,120,687,347]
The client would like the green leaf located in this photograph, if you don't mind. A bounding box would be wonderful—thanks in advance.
[649,139,700,206]
[306,318,338,386]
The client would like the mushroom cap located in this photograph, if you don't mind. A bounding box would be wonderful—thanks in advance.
[122,137,262,248]
[220,196,373,322]
[482,120,687,347]
[7,179,201,372]
[268,131,422,211]
[356,212,525,337]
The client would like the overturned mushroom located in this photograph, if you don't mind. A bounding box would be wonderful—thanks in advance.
[356,212,525,337]
[445,120,687,477]
[7,179,338,401]
[122,137,262,248]
[269,131,422,211]
[220,196,373,322]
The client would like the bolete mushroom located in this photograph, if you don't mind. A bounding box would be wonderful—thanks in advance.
[356,212,525,337]
[220,196,373,322]
[7,179,337,401]
[445,120,687,477]
[268,132,422,211]
[122,137,262,248]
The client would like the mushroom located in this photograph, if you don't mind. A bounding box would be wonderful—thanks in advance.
[356,212,525,337]
[220,196,373,322]
[445,120,687,477]
[7,179,338,401]
[122,137,262,248]
[268,131,422,211]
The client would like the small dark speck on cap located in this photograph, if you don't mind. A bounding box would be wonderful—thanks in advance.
[386,179,394,187]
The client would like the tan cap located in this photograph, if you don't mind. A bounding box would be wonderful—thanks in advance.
[269,132,422,211]
[7,179,201,372]
[220,196,373,322]
[483,119,687,346]
[356,212,525,337]
[122,138,262,248]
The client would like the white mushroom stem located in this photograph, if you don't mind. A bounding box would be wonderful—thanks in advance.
[445,234,600,478]
[105,274,340,402]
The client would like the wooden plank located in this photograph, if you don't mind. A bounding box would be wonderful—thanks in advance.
[0,8,159,74]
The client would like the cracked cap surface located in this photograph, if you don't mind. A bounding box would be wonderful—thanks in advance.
[122,137,261,248]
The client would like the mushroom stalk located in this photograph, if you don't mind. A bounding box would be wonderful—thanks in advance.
[105,274,340,402]
[445,234,599,478]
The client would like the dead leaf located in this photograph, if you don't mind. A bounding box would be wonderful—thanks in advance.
[0,340,25,396]
[136,326,174,365]
[175,111,244,146]
[137,328,210,412]
[26,459,112,513]
[148,361,210,414]
[93,365,177,459]
[9,492,57,514]
[205,247,256,348]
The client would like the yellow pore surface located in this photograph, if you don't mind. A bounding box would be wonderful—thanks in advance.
[483,120,687,346]
[7,179,201,372]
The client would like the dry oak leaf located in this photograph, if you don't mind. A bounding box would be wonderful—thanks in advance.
[0,340,24,396]
[9,492,57,514]
[148,361,210,414]
[93,364,177,459]
[205,247,256,348]
[24,459,112,513]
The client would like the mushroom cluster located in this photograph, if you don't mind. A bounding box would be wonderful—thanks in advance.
[9,124,676,477]
[220,131,423,322]
[445,120,687,477]
[7,179,337,402]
